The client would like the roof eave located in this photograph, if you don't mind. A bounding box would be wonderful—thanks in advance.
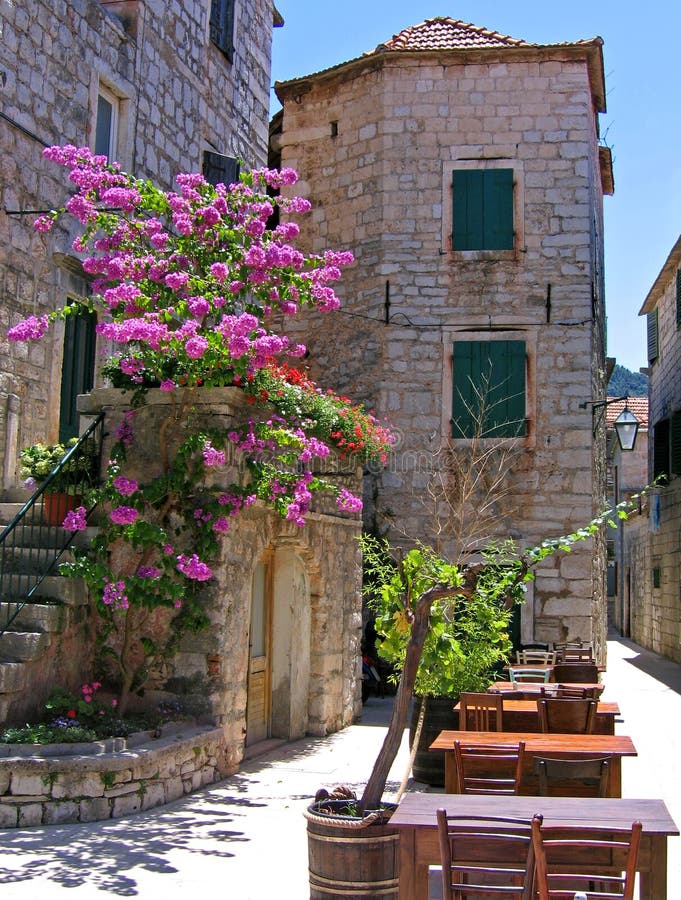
[275,38,607,112]
[639,234,681,315]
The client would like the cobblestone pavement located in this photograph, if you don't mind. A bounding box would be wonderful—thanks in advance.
[0,633,678,899]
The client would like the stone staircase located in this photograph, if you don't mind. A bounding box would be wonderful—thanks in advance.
[0,501,92,724]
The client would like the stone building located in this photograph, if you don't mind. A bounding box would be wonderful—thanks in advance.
[274,17,614,653]
[628,235,681,663]
[0,1,363,772]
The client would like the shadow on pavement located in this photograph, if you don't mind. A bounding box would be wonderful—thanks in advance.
[611,634,681,695]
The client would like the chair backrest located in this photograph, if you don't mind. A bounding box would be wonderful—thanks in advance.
[552,662,599,684]
[509,666,551,683]
[555,647,594,663]
[533,755,611,798]
[459,692,504,731]
[454,740,526,795]
[437,809,535,900]
[539,685,592,699]
[515,650,557,665]
[536,697,597,734]
[530,813,642,900]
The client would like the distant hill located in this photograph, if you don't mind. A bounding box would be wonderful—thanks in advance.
[607,364,648,397]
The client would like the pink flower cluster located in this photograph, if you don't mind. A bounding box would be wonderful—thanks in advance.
[102,579,129,610]
[336,489,363,513]
[62,506,88,532]
[109,506,139,525]
[202,440,226,467]
[113,476,138,496]
[7,314,49,342]
[176,553,212,582]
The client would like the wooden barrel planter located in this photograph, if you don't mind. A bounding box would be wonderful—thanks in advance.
[409,695,459,786]
[305,799,399,898]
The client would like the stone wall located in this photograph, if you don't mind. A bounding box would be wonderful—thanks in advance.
[0,0,276,492]
[79,386,363,770]
[276,44,609,650]
[0,724,227,828]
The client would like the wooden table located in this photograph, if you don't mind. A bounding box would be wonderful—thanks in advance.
[430,730,636,796]
[489,680,604,699]
[391,793,679,900]
[454,698,620,734]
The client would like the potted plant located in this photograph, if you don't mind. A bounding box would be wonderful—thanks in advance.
[20,437,98,525]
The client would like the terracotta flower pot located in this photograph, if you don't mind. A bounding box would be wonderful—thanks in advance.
[44,492,80,527]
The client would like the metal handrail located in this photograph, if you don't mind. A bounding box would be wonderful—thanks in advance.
[0,413,105,637]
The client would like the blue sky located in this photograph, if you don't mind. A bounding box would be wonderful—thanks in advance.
[270,1,681,373]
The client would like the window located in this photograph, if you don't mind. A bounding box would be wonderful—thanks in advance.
[95,86,118,160]
[452,169,514,251]
[202,151,240,186]
[210,0,235,59]
[451,340,526,438]
[647,309,659,364]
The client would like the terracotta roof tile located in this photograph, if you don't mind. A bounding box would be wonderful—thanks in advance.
[605,397,649,429]
[367,17,531,53]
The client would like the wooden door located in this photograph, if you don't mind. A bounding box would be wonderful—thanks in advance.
[246,558,272,746]
[59,305,96,442]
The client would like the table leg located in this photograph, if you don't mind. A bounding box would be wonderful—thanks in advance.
[641,835,667,900]
[398,828,416,899]
[444,752,456,793]
[608,757,622,797]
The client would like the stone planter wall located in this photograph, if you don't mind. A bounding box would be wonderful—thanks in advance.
[0,724,227,828]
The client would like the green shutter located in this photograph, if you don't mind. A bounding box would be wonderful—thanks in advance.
[59,307,97,442]
[676,270,681,330]
[452,171,484,250]
[653,418,670,482]
[452,340,526,438]
[452,341,479,437]
[452,169,514,250]
[671,411,681,476]
[647,309,659,363]
[484,169,514,250]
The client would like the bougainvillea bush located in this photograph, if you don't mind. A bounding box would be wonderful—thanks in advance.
[8,145,394,712]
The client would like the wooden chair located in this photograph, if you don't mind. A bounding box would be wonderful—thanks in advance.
[515,649,557,665]
[453,740,525,795]
[533,756,611,797]
[552,662,599,684]
[537,697,596,734]
[530,813,642,899]
[459,692,504,731]
[509,666,550,684]
[436,809,535,900]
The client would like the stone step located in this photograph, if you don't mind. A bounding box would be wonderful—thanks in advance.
[0,631,50,662]
[0,575,87,607]
[0,661,26,693]
[0,601,64,634]
[0,545,76,576]
[0,523,97,548]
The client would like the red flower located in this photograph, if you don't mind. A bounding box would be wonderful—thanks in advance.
[67,709,76,718]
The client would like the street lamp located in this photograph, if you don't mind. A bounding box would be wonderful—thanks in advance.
[578,396,640,451]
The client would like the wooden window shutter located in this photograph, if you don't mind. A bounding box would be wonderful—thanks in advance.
[210,0,235,59]
[676,270,681,330]
[452,169,513,250]
[486,341,526,437]
[451,341,479,437]
[202,151,240,186]
[452,171,485,250]
[671,411,681,476]
[484,169,514,250]
[452,340,526,438]
[647,309,659,363]
[653,418,670,482]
